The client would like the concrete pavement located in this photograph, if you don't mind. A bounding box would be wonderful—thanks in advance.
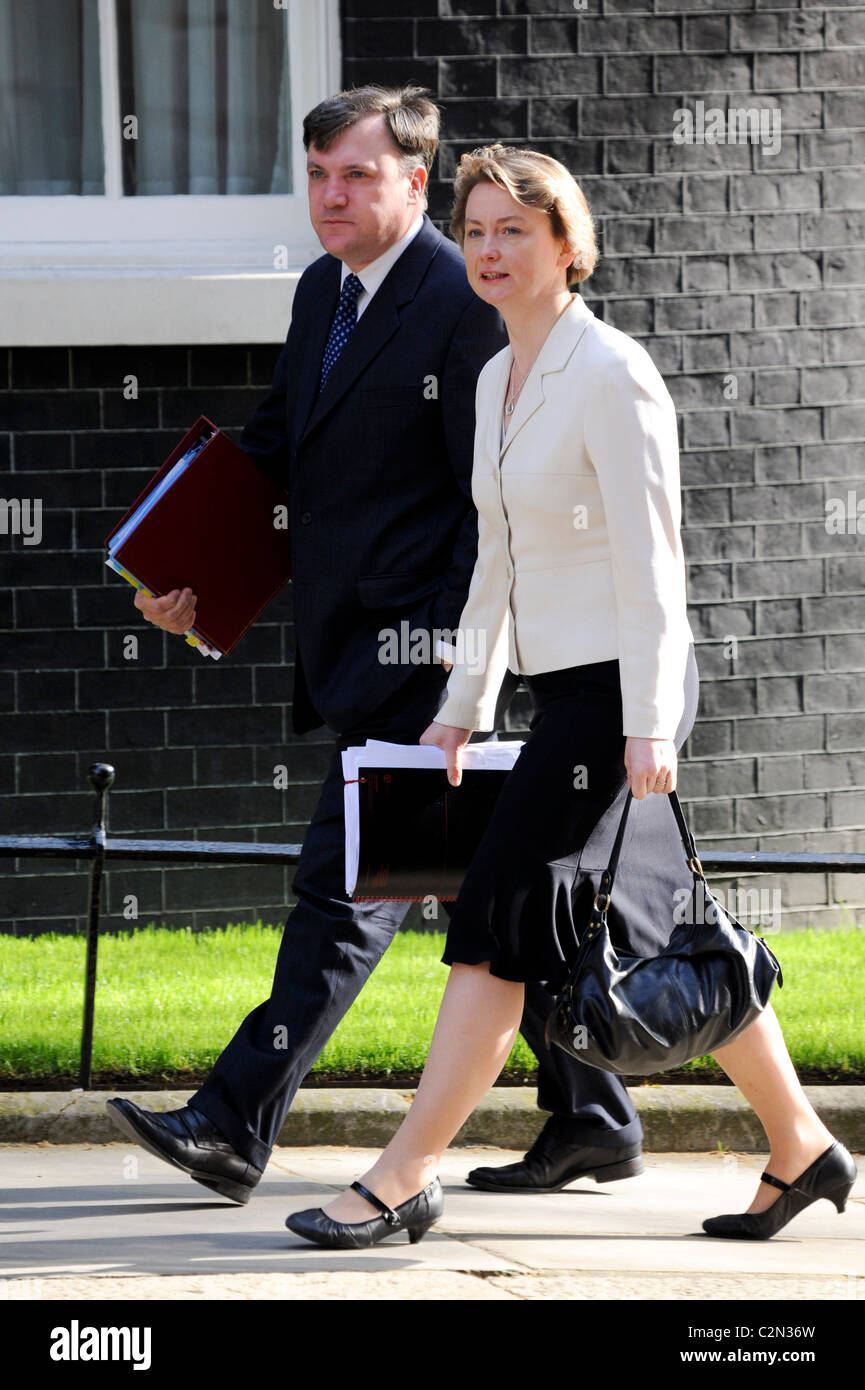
[1,1144,862,1301]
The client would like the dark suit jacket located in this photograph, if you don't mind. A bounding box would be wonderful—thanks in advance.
[239,214,508,734]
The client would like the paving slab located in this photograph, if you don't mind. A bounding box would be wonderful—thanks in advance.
[0,1145,512,1278]
[1,1144,862,1302]
[280,1146,865,1278]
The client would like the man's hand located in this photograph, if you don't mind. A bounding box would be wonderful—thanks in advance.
[625,736,677,800]
[419,719,472,787]
[134,586,197,635]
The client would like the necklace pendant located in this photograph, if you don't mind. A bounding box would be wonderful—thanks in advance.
[505,400,515,415]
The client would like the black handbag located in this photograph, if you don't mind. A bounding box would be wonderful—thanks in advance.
[545,788,783,1075]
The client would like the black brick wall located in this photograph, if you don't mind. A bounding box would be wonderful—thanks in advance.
[2,0,864,933]
[0,346,327,935]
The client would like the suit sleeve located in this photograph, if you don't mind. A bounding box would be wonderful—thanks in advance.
[432,294,509,633]
[583,346,691,740]
[433,365,512,733]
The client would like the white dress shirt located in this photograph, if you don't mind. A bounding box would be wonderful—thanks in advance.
[340,213,424,319]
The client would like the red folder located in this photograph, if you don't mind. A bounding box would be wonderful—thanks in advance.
[104,416,292,657]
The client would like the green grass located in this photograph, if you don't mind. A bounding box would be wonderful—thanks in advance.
[1,924,863,1085]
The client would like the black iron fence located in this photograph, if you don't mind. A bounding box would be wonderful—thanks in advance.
[1,762,863,1088]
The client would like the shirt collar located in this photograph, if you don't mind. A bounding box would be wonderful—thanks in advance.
[340,213,425,298]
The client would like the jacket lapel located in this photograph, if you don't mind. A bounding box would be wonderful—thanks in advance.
[299,216,442,446]
[499,293,595,463]
[485,350,512,467]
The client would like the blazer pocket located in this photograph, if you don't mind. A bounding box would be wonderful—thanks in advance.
[356,569,442,609]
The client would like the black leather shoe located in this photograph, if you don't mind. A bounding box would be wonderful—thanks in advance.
[702,1140,857,1240]
[286,1177,443,1249]
[106,1098,263,1204]
[467,1115,644,1193]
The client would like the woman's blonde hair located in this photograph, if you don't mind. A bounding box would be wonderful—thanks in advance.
[450,144,598,286]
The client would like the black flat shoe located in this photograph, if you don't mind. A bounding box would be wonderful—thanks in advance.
[467,1116,643,1193]
[286,1177,443,1249]
[702,1140,858,1240]
[106,1098,263,1205]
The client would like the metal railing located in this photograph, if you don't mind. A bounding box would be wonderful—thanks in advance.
[1,762,863,1087]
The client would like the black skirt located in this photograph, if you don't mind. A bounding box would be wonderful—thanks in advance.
[441,644,700,992]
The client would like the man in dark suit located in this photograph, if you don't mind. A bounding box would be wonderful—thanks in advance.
[107,85,645,1204]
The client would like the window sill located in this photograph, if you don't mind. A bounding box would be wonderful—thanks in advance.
[0,270,302,346]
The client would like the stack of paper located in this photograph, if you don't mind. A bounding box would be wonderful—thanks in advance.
[342,738,524,899]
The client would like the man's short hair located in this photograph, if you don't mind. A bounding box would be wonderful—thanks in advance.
[303,85,440,182]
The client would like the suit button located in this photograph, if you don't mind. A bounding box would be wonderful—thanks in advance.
[300,512,312,525]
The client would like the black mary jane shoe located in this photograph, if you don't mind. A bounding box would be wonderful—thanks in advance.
[702,1140,858,1240]
[285,1177,444,1250]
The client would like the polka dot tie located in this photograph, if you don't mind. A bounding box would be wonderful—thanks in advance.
[319,272,364,390]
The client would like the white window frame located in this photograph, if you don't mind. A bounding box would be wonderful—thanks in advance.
[0,0,341,345]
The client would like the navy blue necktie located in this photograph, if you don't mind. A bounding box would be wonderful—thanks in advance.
[320,272,363,389]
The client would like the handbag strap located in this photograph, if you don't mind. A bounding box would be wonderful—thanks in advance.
[594,788,705,920]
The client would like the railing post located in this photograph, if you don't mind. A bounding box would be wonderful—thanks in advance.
[79,763,115,1089]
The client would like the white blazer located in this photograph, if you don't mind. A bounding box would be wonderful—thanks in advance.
[436,292,695,740]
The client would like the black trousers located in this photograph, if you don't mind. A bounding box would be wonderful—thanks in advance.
[190,662,648,1173]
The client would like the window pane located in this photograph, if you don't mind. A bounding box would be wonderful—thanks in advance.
[0,0,103,195]
[116,0,292,196]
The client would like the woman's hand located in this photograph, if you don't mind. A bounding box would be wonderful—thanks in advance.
[420,720,473,787]
[624,736,677,799]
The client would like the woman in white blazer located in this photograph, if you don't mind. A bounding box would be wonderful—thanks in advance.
[287,147,855,1249]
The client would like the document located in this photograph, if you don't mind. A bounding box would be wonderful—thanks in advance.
[342,738,524,899]
[104,416,292,658]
